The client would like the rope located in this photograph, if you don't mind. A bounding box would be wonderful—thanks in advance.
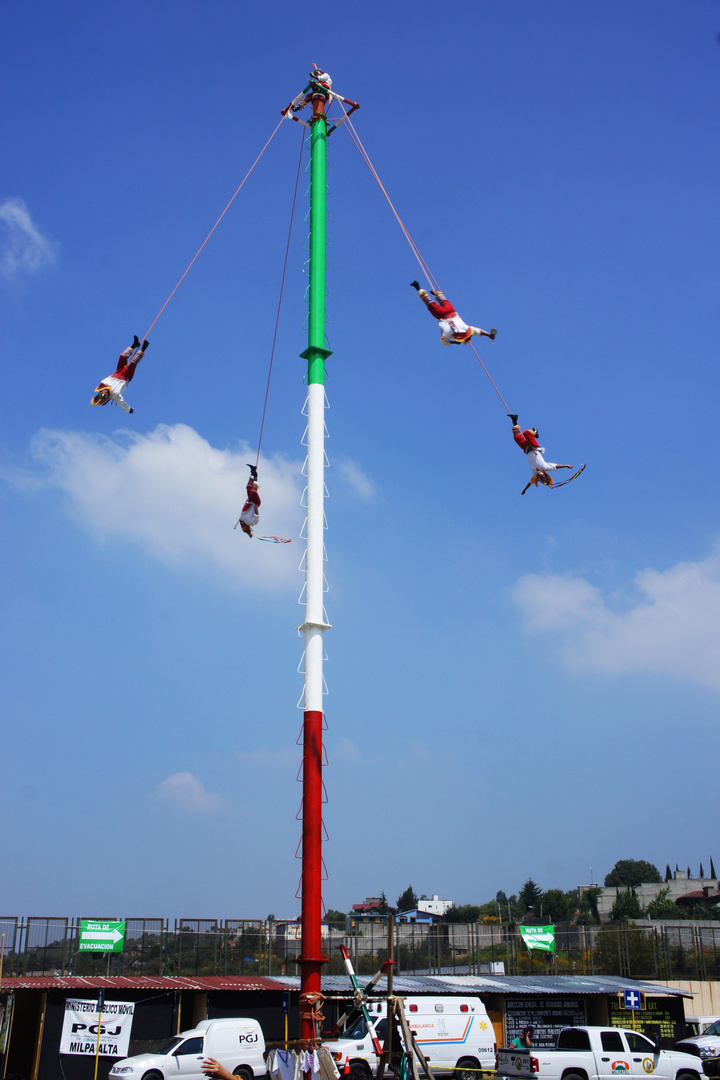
[335,99,439,292]
[335,99,514,417]
[255,128,305,466]
[142,115,286,342]
[469,340,512,413]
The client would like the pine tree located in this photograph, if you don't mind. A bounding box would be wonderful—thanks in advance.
[665,864,672,881]
[711,857,717,880]
[700,863,705,879]
[396,885,418,912]
[519,878,543,916]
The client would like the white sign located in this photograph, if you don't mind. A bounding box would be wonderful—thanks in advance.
[60,998,135,1057]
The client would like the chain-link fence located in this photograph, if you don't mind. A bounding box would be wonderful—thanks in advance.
[1,917,719,980]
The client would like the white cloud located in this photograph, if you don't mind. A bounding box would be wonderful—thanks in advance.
[334,457,377,502]
[154,772,227,813]
[7,424,379,591]
[331,737,361,761]
[513,551,720,690]
[22,424,302,590]
[0,197,58,277]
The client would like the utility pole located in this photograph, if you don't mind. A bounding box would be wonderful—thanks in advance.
[298,73,333,1044]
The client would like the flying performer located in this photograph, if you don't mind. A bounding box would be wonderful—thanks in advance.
[237,464,261,537]
[509,414,573,494]
[91,336,149,412]
[411,281,496,347]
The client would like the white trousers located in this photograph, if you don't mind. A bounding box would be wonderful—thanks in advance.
[527,449,559,474]
[240,505,260,527]
[438,315,478,345]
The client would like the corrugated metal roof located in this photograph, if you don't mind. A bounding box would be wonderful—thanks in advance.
[0,975,295,992]
[265,974,691,997]
[0,973,690,997]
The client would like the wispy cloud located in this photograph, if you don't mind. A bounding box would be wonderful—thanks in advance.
[513,550,720,691]
[17,424,301,590]
[6,424,379,590]
[334,457,377,502]
[0,197,58,277]
[331,737,361,761]
[154,772,228,813]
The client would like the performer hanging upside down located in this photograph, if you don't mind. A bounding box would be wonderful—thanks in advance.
[508,414,573,494]
[238,464,261,537]
[91,336,149,413]
[411,281,496,346]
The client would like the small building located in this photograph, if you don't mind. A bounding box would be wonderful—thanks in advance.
[417,895,455,917]
[578,870,720,921]
[350,898,396,925]
[395,909,442,924]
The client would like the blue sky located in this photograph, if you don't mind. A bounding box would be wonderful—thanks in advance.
[1,0,719,919]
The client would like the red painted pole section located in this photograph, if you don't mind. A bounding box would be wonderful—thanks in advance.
[300,708,325,1040]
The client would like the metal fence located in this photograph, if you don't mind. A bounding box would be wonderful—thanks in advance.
[1,917,720,980]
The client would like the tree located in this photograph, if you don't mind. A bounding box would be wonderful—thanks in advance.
[325,909,347,929]
[396,886,418,912]
[577,887,601,925]
[604,860,662,887]
[645,886,677,920]
[610,887,643,922]
[665,864,672,882]
[711,857,717,880]
[519,878,543,916]
[700,863,705,879]
[378,891,390,914]
[542,889,577,923]
[445,904,482,923]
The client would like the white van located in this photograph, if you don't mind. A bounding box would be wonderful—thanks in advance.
[324,996,495,1080]
[109,1018,266,1080]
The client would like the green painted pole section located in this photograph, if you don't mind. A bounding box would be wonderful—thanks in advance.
[303,109,332,385]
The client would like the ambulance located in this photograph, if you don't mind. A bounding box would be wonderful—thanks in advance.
[324,996,495,1080]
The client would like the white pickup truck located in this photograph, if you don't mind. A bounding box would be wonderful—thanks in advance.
[496,1026,703,1080]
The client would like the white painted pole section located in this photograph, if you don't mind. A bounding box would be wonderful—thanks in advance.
[303,381,329,711]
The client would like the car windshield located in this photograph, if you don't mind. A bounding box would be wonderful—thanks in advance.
[343,1017,387,1040]
[151,1037,184,1055]
[705,1023,720,1037]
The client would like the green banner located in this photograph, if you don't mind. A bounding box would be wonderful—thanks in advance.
[519,924,555,953]
[78,920,125,953]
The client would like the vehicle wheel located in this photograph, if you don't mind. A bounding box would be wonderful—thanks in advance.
[455,1058,481,1080]
[561,1072,588,1080]
[233,1070,253,1080]
[349,1064,372,1080]
[142,1072,164,1080]
[676,1072,701,1080]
